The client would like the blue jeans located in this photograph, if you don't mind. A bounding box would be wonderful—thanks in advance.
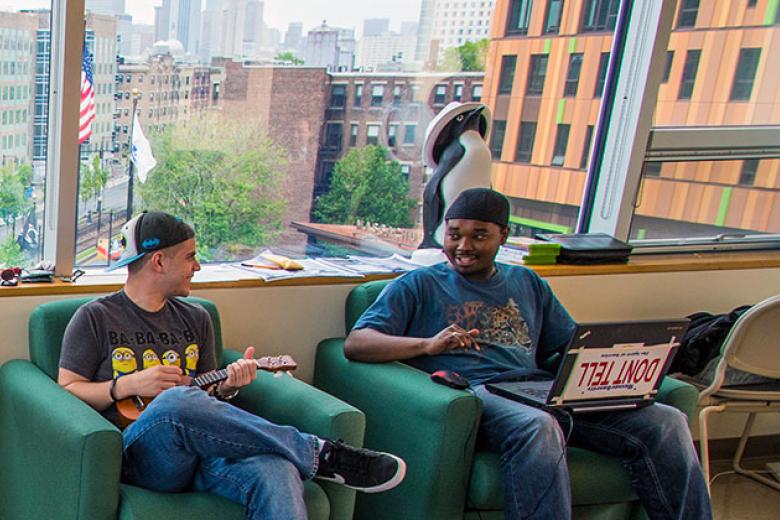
[122,386,319,519]
[473,385,712,520]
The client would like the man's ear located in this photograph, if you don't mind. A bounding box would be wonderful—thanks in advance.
[500,226,510,245]
[149,250,166,272]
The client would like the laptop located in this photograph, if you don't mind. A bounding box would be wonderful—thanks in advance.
[485,319,690,413]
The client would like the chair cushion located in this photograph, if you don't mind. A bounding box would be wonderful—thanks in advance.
[119,480,330,520]
[345,279,392,332]
[467,448,638,510]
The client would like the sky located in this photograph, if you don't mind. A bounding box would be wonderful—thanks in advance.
[0,1,424,37]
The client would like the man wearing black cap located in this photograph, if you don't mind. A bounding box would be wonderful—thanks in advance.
[346,188,711,520]
[58,210,406,520]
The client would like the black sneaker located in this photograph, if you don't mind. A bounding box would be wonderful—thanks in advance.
[316,440,406,493]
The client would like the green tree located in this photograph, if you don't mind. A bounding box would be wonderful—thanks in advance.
[313,145,415,228]
[438,39,490,72]
[79,155,109,212]
[0,164,31,233]
[275,51,304,65]
[139,115,288,260]
[0,235,24,267]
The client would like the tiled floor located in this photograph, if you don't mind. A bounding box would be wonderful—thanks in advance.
[710,459,780,520]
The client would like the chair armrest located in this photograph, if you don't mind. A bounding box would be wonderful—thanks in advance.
[314,338,483,520]
[0,360,123,520]
[657,376,700,423]
[224,348,364,520]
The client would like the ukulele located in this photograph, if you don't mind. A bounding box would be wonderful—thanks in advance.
[116,355,297,427]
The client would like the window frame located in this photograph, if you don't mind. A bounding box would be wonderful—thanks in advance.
[525,54,548,96]
[678,49,701,100]
[544,0,564,34]
[498,55,517,95]
[514,121,537,163]
[551,123,571,166]
[564,53,583,97]
[729,48,761,102]
[506,0,533,36]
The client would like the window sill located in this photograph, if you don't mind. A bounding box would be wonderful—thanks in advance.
[1,250,779,298]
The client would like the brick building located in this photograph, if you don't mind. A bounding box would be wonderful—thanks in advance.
[218,61,330,229]
[317,71,485,222]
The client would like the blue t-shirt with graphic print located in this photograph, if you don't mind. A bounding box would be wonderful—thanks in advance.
[352,262,577,386]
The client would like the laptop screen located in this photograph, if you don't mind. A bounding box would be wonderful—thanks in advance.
[548,320,689,406]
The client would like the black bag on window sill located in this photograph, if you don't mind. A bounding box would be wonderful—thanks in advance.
[535,233,632,264]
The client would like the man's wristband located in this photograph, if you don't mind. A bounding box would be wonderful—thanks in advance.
[109,378,119,402]
[215,382,239,401]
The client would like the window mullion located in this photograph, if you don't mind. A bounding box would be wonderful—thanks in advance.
[43,0,84,276]
[582,0,676,240]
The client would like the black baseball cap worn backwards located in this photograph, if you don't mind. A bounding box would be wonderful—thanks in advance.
[444,188,510,228]
[107,211,194,271]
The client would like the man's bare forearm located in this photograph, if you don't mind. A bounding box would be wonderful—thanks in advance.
[344,328,430,363]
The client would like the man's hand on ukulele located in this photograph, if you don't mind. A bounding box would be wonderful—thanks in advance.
[126,365,185,398]
[424,324,480,356]
[222,346,258,393]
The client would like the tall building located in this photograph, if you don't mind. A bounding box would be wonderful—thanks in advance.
[32,12,117,165]
[415,0,496,67]
[241,0,264,57]
[154,0,201,56]
[283,22,303,52]
[485,0,780,238]
[303,23,355,72]
[85,0,126,16]
[0,11,38,166]
[128,24,155,58]
[200,0,224,63]
[363,18,390,37]
[356,31,417,72]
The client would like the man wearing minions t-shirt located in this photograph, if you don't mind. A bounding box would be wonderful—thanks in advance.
[59,211,406,520]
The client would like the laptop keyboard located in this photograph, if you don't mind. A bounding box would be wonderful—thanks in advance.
[520,385,552,400]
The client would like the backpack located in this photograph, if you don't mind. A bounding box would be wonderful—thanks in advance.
[670,305,751,377]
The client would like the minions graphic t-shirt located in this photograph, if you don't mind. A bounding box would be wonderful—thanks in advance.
[60,290,217,426]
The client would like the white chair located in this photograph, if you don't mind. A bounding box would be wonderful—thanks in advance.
[694,294,780,494]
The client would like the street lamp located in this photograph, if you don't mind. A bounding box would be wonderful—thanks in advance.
[125,88,143,221]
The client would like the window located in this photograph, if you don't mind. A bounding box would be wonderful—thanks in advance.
[678,49,701,100]
[349,124,358,146]
[643,162,661,177]
[730,48,761,101]
[324,123,342,149]
[366,124,380,145]
[551,124,570,166]
[594,52,610,97]
[434,84,447,104]
[330,84,346,108]
[403,124,416,145]
[371,84,384,106]
[471,84,483,101]
[564,53,583,97]
[662,50,674,83]
[506,0,532,35]
[453,84,463,102]
[544,0,564,34]
[526,54,548,95]
[677,0,699,28]
[739,159,759,186]
[400,164,411,180]
[514,122,537,163]
[353,84,363,106]
[490,120,507,160]
[393,84,402,103]
[580,125,594,169]
[580,0,619,32]
[498,55,517,95]
[388,124,398,147]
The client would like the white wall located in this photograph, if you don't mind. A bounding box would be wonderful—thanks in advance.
[3,266,779,440]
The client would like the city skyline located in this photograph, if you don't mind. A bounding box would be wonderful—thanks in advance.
[3,0,424,38]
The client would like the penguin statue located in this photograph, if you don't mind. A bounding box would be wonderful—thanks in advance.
[412,102,493,264]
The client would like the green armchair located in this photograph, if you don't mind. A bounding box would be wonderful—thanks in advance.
[314,279,701,520]
[0,296,365,520]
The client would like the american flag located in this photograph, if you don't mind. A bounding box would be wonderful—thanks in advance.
[79,46,96,144]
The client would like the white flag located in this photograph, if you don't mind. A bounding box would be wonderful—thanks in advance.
[131,117,156,183]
